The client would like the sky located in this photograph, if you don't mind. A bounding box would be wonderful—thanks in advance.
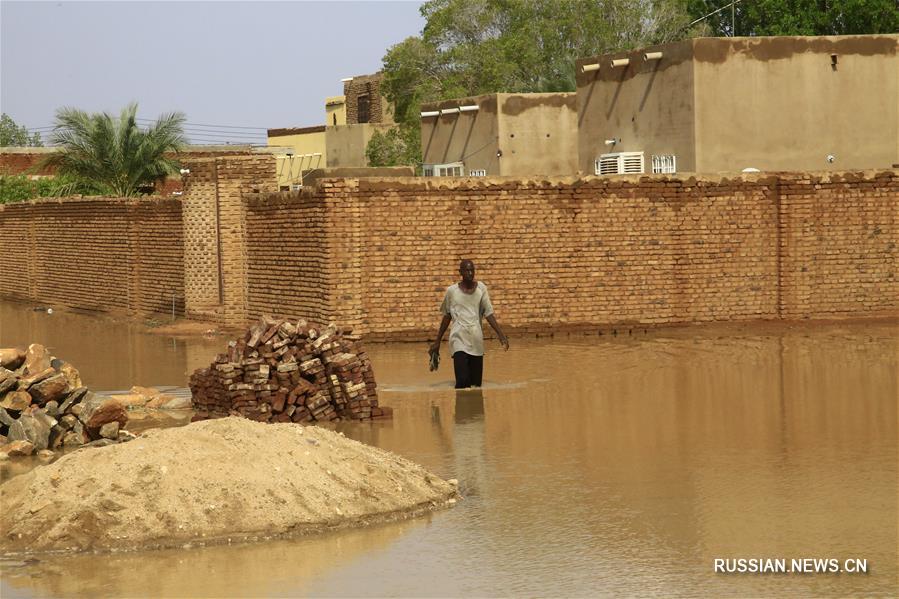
[0,0,425,145]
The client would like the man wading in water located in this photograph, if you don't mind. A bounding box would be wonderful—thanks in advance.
[430,260,509,388]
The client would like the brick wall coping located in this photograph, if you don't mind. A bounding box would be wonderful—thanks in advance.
[0,196,182,210]
[259,168,897,193]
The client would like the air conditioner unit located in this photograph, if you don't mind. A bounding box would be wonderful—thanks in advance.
[595,151,644,175]
[290,184,302,191]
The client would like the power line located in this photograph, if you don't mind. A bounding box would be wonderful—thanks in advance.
[135,118,268,131]
[26,118,271,132]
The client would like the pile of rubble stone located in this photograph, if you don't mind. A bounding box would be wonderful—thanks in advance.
[0,345,131,458]
[190,316,389,423]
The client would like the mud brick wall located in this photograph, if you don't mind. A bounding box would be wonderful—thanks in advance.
[321,176,781,338]
[244,192,332,325]
[0,197,184,315]
[180,155,277,326]
[241,171,896,339]
[343,73,390,125]
[778,171,898,318]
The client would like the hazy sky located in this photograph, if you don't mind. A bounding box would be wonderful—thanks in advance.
[0,1,425,145]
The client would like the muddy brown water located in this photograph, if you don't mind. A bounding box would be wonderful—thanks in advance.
[1,300,896,597]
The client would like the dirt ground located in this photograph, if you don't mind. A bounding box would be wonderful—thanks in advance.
[0,417,457,555]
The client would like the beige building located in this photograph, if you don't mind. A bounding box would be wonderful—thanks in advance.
[420,93,578,177]
[576,35,899,175]
[325,96,346,127]
[266,126,327,189]
[267,72,397,188]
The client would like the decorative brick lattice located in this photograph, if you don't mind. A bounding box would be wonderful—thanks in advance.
[181,158,222,313]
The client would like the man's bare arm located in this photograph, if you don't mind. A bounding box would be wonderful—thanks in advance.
[430,314,451,354]
[486,314,510,351]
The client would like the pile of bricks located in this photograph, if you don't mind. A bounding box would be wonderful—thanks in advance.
[189,315,388,423]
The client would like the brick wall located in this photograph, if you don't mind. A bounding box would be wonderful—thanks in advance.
[0,197,184,316]
[3,170,895,336]
[343,73,391,125]
[0,151,55,176]
[779,171,898,318]
[244,192,332,325]
[242,171,897,339]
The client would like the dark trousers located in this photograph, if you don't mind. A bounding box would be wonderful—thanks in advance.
[453,351,483,388]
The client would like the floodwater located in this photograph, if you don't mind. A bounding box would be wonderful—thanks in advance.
[1,300,896,597]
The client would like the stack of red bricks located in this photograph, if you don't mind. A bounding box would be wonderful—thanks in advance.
[189,315,388,423]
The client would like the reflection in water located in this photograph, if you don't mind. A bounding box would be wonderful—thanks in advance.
[1,516,429,599]
[1,300,896,597]
[0,301,223,390]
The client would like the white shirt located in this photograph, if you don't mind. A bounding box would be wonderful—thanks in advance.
[440,281,494,357]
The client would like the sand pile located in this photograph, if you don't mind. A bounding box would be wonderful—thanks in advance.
[0,418,457,554]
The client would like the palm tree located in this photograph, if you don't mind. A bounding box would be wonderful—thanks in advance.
[44,102,186,197]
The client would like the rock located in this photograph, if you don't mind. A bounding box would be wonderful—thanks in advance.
[7,411,51,450]
[110,393,152,409]
[0,390,32,412]
[0,371,17,395]
[158,395,192,410]
[44,400,59,417]
[99,421,120,439]
[48,425,66,450]
[131,385,162,400]
[23,344,52,376]
[36,449,55,461]
[117,430,138,443]
[1,440,35,457]
[62,430,84,448]
[83,438,117,449]
[78,394,127,435]
[19,367,55,390]
[29,373,70,405]
[0,406,15,427]
[56,362,83,391]
[0,434,6,445]
[0,348,26,370]
[31,408,58,431]
[146,393,183,409]
[59,387,88,414]
[59,414,78,430]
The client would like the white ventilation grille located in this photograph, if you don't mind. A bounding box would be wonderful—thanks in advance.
[422,163,464,177]
[469,169,487,177]
[595,151,644,175]
[652,155,677,174]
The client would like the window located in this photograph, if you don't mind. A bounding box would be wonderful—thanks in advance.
[357,94,370,123]
[595,151,644,175]
[469,169,487,177]
[652,155,677,174]
[422,162,464,177]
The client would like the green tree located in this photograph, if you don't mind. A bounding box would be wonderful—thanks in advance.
[371,0,692,166]
[366,125,422,169]
[686,0,899,36]
[0,113,43,147]
[44,103,186,197]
